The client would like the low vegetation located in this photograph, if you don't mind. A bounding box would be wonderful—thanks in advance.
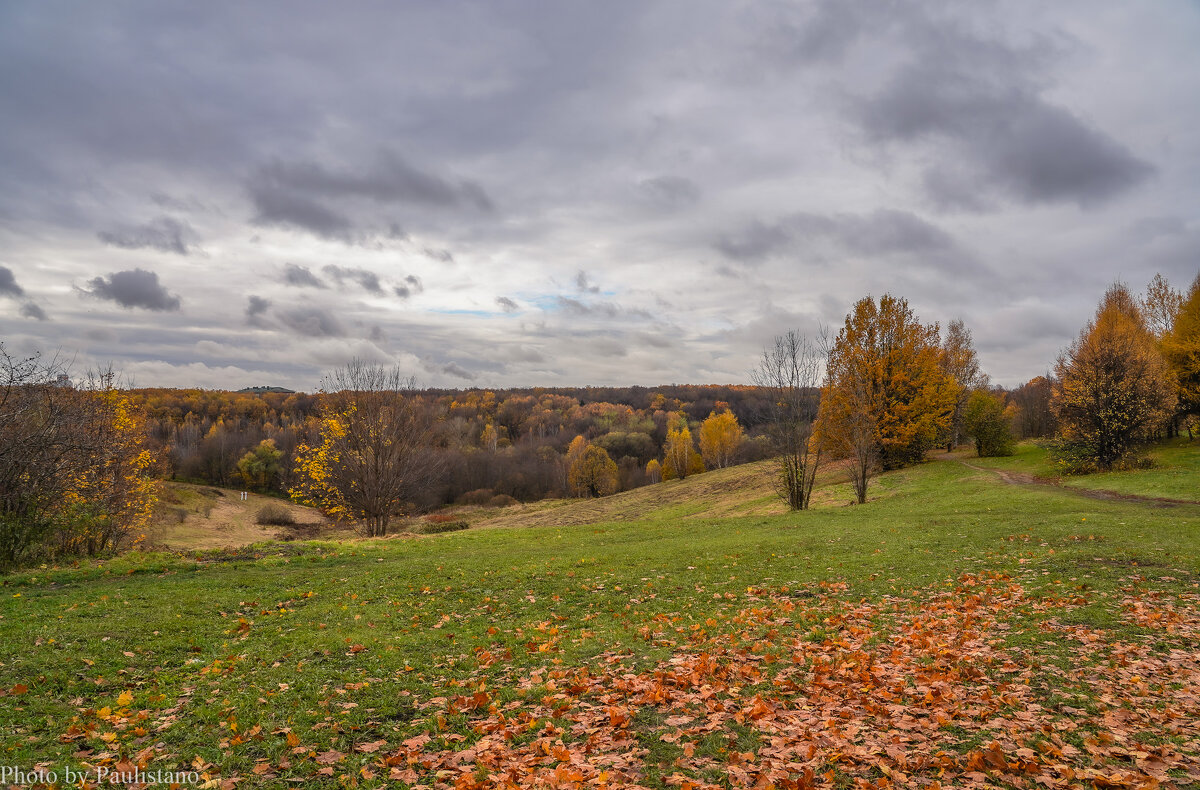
[2,445,1199,788]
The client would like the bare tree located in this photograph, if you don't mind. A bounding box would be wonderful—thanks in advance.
[293,360,442,537]
[751,331,824,510]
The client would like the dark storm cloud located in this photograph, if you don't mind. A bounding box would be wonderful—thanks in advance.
[0,266,23,297]
[715,209,972,270]
[322,265,383,295]
[97,216,199,255]
[80,269,182,311]
[276,306,346,338]
[850,14,1154,208]
[281,263,327,289]
[496,296,519,313]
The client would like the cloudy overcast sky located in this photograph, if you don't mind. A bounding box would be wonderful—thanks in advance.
[1,1,1197,390]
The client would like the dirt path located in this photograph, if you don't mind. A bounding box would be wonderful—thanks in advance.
[955,459,1198,508]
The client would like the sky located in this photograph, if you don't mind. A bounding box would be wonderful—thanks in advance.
[1,1,1198,391]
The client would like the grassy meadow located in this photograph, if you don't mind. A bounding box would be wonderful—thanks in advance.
[2,445,1199,788]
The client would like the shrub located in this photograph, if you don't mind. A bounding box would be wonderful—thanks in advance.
[457,488,496,506]
[414,520,468,534]
[255,502,296,526]
[487,494,518,508]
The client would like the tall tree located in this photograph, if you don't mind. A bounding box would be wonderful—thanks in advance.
[661,414,704,480]
[1161,273,1200,437]
[1141,273,1184,340]
[817,295,955,503]
[751,331,823,510]
[567,444,619,497]
[963,389,1015,457]
[1009,375,1056,439]
[940,319,986,451]
[290,360,440,537]
[1052,283,1175,471]
[698,407,744,469]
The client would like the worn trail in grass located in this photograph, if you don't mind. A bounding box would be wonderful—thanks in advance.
[2,451,1200,788]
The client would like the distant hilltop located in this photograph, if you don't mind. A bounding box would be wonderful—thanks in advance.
[235,385,296,394]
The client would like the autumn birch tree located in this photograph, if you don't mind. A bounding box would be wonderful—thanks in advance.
[698,407,744,469]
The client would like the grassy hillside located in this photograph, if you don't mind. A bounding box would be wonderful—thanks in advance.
[969,438,1200,503]
[3,448,1199,787]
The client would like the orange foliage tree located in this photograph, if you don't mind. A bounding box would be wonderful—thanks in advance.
[1052,283,1175,471]
[817,295,955,503]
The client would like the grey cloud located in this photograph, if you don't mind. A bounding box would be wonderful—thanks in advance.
[496,296,519,313]
[245,295,271,327]
[97,216,198,255]
[322,265,383,295]
[422,358,475,380]
[854,31,1153,207]
[247,154,493,241]
[715,209,971,270]
[20,301,47,320]
[276,306,346,338]
[282,263,326,288]
[589,337,627,358]
[714,220,792,262]
[639,175,701,208]
[554,296,653,321]
[250,184,354,240]
[257,155,493,211]
[504,345,544,363]
[575,271,600,293]
[423,248,454,263]
[0,265,23,297]
[395,274,424,299]
[80,268,182,311]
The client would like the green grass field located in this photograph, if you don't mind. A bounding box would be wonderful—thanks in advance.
[3,445,1199,788]
[969,438,1200,502]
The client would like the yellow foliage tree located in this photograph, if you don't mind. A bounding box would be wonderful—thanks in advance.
[290,361,439,537]
[568,444,619,497]
[58,378,159,557]
[1160,274,1200,437]
[698,408,743,469]
[1052,283,1176,471]
[661,414,705,480]
[645,458,662,483]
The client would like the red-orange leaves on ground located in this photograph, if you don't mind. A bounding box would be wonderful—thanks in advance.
[368,573,1200,789]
